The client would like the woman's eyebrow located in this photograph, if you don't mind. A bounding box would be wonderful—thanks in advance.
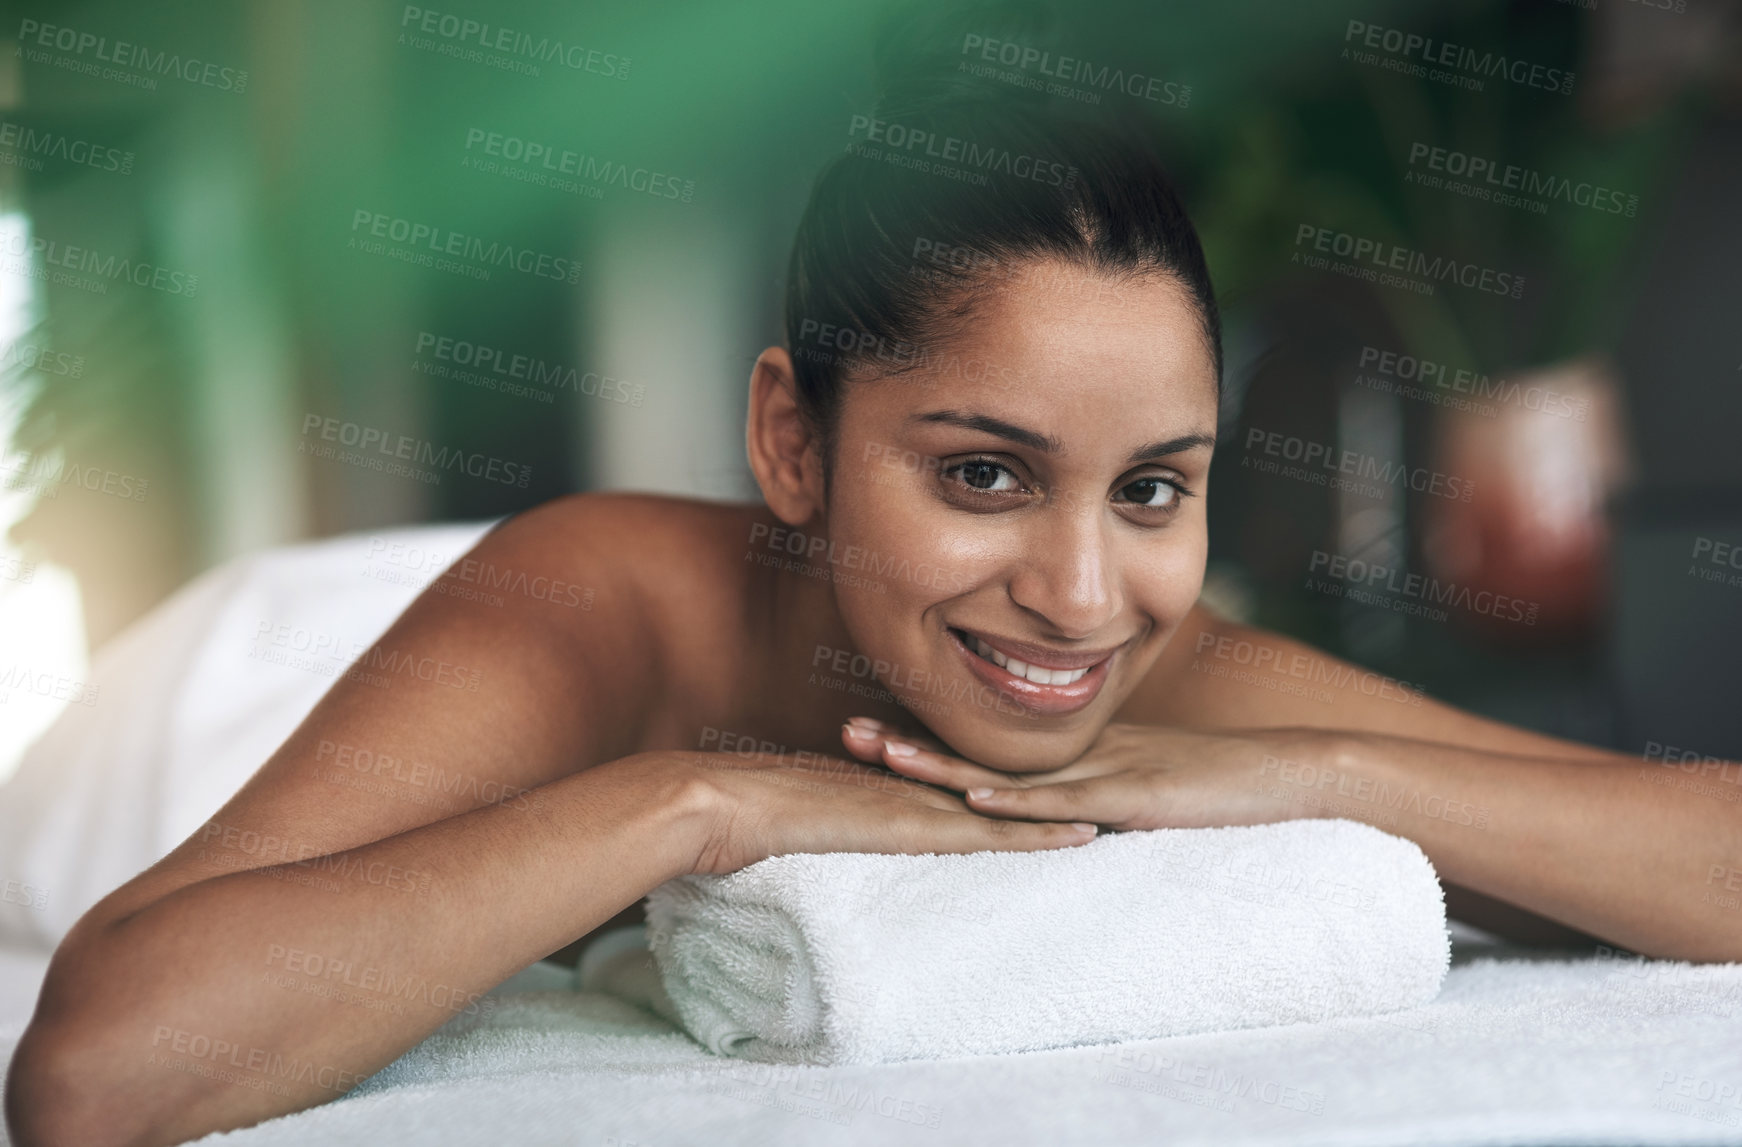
[909,410,1062,453]
[909,410,1215,464]
[1125,433,1216,465]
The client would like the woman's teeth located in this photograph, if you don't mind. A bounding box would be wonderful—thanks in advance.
[969,636,1091,686]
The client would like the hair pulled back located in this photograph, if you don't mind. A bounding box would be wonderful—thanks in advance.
[783,2,1221,465]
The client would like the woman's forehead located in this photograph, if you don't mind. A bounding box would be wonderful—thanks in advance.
[929,268,1215,390]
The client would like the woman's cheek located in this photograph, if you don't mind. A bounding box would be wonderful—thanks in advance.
[1145,540,1208,626]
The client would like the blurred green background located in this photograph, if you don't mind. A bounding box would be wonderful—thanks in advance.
[3,0,1741,772]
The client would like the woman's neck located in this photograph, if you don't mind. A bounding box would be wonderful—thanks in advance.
[741,509,934,755]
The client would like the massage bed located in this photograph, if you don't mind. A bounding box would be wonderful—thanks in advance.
[2,524,1739,1146]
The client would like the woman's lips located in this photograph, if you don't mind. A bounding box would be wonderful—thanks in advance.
[946,627,1116,716]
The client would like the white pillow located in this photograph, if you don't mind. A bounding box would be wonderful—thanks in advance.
[0,522,496,949]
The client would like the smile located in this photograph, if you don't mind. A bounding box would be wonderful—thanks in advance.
[946,626,1119,715]
[963,634,1091,684]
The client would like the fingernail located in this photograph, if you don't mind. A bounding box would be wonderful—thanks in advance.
[884,741,918,758]
[847,716,884,730]
[967,787,994,799]
[842,723,874,739]
[1072,822,1098,834]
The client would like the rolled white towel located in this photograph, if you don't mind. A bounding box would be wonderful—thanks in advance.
[643,818,1449,1065]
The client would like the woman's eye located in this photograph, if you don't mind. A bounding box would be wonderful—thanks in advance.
[950,461,1021,493]
[1117,477,1179,508]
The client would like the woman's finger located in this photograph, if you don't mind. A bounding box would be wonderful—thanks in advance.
[792,754,963,810]
[840,716,950,756]
[881,740,1022,790]
[837,721,888,763]
[870,737,1028,794]
[838,721,1011,786]
[964,774,1134,825]
[902,806,1099,855]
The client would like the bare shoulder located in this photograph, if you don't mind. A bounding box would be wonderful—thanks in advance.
[1125,604,1613,763]
[494,491,768,722]
[499,490,763,634]
[84,492,766,927]
[506,490,760,563]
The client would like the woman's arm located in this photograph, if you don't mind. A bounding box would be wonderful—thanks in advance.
[6,494,1089,1147]
[8,759,710,1147]
[842,605,1742,960]
[1264,728,1742,961]
[3,495,676,1147]
[1131,606,1742,957]
[1129,605,1611,763]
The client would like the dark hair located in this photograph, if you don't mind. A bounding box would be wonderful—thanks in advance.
[783,4,1221,477]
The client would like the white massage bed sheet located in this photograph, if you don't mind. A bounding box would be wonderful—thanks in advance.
[7,940,1742,1147]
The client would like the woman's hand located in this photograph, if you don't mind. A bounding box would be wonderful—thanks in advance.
[646,749,1099,876]
[837,718,1335,831]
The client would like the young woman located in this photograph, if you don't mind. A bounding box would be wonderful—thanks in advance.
[9,66,1739,1147]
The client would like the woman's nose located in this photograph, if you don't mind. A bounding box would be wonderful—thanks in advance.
[1006,501,1122,637]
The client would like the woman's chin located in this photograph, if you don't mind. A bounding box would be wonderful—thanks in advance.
[926,722,1094,775]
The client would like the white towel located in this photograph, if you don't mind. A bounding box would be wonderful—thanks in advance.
[643,818,1450,1065]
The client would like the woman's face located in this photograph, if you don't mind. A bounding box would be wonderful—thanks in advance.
[822,260,1219,771]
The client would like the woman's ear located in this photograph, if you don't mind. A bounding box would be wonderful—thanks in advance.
[746,346,827,526]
